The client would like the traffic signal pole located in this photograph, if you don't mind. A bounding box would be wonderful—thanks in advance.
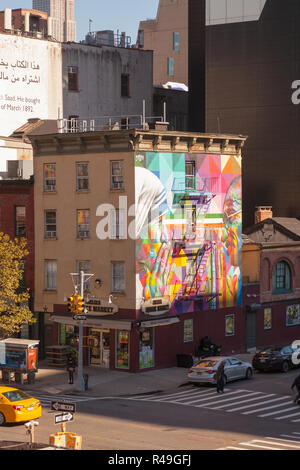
[78,270,84,392]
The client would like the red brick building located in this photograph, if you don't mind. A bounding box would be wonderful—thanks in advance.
[0,8,48,36]
[0,178,34,305]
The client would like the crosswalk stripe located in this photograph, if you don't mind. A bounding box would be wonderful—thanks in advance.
[192,390,262,408]
[178,390,249,406]
[259,406,299,418]
[242,396,292,415]
[252,439,300,449]
[275,410,300,420]
[239,441,283,450]
[209,392,270,410]
[133,388,215,402]
[272,436,300,444]
[217,446,248,450]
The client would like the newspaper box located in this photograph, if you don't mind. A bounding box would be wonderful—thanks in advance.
[0,338,39,384]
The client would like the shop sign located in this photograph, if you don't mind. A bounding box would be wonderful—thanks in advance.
[86,298,118,315]
[141,298,171,316]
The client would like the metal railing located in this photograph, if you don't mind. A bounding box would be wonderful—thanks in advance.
[58,115,164,133]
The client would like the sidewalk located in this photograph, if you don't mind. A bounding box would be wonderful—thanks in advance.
[18,353,254,397]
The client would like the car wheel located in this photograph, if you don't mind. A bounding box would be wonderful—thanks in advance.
[0,412,6,426]
[281,361,290,373]
[245,368,253,379]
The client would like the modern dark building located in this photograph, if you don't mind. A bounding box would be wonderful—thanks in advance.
[205,0,300,228]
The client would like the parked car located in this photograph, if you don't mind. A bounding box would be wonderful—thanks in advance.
[187,356,253,385]
[0,386,42,425]
[252,345,300,373]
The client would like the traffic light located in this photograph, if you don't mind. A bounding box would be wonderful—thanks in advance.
[67,295,75,313]
[76,295,84,314]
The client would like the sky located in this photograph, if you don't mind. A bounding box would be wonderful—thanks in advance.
[0,0,160,44]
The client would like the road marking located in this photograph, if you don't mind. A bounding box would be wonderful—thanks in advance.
[270,436,300,444]
[239,441,283,450]
[133,388,217,401]
[209,392,269,410]
[192,390,262,408]
[275,410,300,420]
[259,406,299,418]
[242,397,292,414]
[217,446,248,450]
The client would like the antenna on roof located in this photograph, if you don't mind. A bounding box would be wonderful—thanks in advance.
[89,19,93,33]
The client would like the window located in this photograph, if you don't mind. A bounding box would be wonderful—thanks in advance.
[77,210,90,238]
[110,161,124,190]
[116,330,129,369]
[68,66,79,91]
[68,115,79,132]
[45,260,57,290]
[76,260,91,292]
[273,261,291,293]
[15,206,26,237]
[110,209,126,239]
[184,319,193,343]
[173,32,180,51]
[111,261,125,292]
[44,210,57,238]
[44,163,56,191]
[76,163,89,191]
[121,73,130,97]
[167,57,174,76]
[185,161,195,189]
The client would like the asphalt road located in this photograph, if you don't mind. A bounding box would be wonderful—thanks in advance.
[0,368,300,451]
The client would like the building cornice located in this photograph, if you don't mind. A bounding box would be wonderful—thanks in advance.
[28,129,247,157]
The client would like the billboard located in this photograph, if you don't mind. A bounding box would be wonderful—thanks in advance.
[135,151,242,314]
[0,34,62,137]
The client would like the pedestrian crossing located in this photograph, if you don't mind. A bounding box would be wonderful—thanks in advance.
[26,391,101,408]
[217,433,300,450]
[125,386,300,423]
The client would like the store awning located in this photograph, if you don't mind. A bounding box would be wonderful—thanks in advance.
[139,316,180,328]
[50,315,133,331]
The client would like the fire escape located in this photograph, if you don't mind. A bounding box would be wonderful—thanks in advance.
[172,174,221,305]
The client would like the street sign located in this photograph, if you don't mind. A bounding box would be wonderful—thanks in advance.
[54,412,74,425]
[73,314,87,321]
[51,401,76,413]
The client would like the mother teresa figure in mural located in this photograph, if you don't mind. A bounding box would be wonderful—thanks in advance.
[135,166,175,306]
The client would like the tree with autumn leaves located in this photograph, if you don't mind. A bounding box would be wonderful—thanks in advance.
[0,233,35,338]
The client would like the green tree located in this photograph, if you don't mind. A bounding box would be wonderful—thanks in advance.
[0,233,36,338]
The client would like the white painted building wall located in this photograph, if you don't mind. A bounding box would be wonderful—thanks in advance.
[0,33,63,137]
[62,43,153,123]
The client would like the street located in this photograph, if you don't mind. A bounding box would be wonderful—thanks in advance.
[0,368,300,450]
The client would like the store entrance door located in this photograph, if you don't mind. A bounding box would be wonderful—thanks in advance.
[89,329,110,368]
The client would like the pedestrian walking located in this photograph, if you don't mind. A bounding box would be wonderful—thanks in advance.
[215,360,226,393]
[291,373,300,404]
[67,354,76,385]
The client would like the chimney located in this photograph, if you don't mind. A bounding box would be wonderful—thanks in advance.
[24,11,30,32]
[4,9,12,30]
[254,206,273,224]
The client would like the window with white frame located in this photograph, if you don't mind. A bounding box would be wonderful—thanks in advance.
[44,210,57,238]
[110,161,124,190]
[15,206,26,237]
[45,260,57,290]
[77,209,90,238]
[110,208,126,239]
[111,261,125,292]
[76,162,89,191]
[44,163,56,191]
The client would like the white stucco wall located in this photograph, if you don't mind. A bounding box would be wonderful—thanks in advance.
[62,43,153,124]
[0,34,62,137]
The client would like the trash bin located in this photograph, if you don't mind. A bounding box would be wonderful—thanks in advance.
[83,374,89,391]
[176,354,193,368]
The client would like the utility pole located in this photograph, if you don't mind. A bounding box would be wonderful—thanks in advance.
[78,270,84,392]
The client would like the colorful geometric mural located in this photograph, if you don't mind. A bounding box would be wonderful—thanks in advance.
[135,152,242,313]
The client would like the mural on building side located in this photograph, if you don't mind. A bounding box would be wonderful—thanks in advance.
[135,151,242,313]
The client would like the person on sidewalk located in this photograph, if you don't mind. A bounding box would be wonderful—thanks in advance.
[291,373,300,404]
[215,361,226,394]
[67,354,76,385]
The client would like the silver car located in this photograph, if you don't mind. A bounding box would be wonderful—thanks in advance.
[187,356,253,385]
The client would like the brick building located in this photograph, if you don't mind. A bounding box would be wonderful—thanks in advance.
[0,8,48,36]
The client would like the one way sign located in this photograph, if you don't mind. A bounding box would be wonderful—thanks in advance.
[51,401,76,413]
[54,412,74,425]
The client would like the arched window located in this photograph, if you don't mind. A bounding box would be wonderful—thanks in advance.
[272,261,292,293]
